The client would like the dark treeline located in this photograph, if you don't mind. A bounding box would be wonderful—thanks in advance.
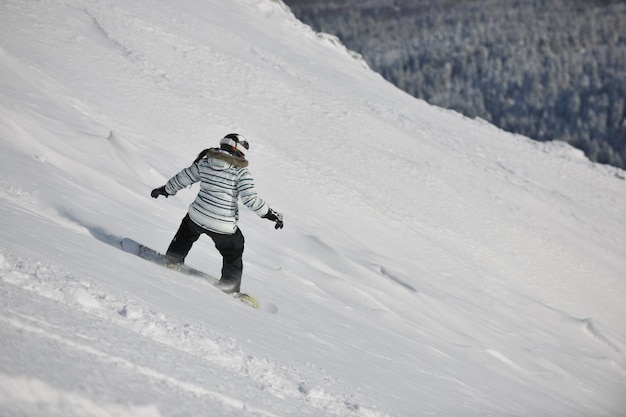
[284,0,626,169]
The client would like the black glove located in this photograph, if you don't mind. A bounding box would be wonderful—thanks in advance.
[151,185,168,199]
[263,208,284,229]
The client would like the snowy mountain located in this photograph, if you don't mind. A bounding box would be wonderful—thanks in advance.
[1,1,625,416]
[285,0,626,169]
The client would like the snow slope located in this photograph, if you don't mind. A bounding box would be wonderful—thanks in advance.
[1,0,625,416]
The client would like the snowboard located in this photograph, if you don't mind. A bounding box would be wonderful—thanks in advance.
[120,238,262,310]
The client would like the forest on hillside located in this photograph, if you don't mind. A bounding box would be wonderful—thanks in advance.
[283,0,626,169]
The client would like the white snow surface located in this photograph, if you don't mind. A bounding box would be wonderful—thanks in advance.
[1,1,625,416]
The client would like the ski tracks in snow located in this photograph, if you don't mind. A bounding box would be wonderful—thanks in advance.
[0,249,391,417]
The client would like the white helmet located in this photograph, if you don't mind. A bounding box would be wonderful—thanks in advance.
[220,133,250,158]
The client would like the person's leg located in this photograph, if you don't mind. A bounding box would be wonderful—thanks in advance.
[208,228,245,293]
[166,214,203,264]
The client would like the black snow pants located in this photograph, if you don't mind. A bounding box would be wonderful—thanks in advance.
[166,214,245,293]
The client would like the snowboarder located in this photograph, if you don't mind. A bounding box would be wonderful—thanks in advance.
[150,133,283,294]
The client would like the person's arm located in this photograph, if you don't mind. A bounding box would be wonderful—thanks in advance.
[238,170,283,229]
[151,163,201,198]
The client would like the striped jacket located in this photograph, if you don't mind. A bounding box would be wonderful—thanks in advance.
[164,149,269,234]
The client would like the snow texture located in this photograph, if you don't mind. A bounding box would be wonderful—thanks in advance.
[0,0,625,416]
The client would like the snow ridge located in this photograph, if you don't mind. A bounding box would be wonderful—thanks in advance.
[0,249,390,417]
